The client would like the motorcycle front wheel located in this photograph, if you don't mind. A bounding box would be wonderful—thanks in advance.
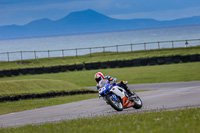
[107,95,123,111]
[132,94,143,109]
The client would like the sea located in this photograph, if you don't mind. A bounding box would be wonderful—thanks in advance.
[0,25,200,61]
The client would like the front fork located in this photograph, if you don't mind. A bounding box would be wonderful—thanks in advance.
[103,94,119,103]
[112,94,118,101]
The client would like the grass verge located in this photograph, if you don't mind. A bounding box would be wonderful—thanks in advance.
[0,79,82,96]
[0,107,199,132]
[0,46,199,70]
[0,94,97,115]
[1,62,200,87]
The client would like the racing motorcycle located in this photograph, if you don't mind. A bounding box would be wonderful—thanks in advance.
[98,83,142,111]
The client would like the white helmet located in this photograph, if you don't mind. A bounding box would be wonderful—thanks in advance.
[94,72,104,83]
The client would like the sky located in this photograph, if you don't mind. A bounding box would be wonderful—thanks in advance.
[0,0,200,26]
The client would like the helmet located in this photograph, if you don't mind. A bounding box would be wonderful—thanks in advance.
[94,72,104,83]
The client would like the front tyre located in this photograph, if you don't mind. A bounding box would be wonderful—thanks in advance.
[107,95,123,111]
[133,94,143,109]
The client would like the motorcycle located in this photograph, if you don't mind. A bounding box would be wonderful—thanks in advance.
[98,83,142,111]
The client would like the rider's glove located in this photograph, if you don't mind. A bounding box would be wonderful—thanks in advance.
[105,75,117,84]
[97,87,102,98]
[98,93,101,98]
[104,76,111,79]
[109,78,117,84]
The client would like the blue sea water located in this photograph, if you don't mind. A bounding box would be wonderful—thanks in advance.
[0,25,200,61]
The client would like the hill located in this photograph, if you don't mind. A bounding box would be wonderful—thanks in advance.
[0,9,200,40]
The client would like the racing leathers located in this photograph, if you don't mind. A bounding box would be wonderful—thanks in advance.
[96,75,134,97]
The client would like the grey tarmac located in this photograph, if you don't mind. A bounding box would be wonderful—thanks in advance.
[0,81,200,128]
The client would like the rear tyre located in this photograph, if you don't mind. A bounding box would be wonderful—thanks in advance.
[107,95,123,111]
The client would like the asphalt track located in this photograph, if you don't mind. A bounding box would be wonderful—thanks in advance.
[0,81,200,128]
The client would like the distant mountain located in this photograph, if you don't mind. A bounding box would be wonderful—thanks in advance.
[1,9,200,40]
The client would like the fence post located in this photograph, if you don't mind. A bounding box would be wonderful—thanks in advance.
[34,51,37,60]
[116,45,118,54]
[103,47,105,53]
[20,51,23,61]
[48,50,50,58]
[144,43,146,51]
[7,52,10,62]
[130,44,133,52]
[76,49,78,57]
[90,48,92,57]
[172,41,174,48]
[62,50,64,57]
[158,42,160,49]
[185,40,188,47]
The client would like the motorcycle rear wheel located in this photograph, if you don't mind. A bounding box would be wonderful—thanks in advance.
[107,95,123,111]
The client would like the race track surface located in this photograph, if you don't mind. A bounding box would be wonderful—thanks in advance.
[0,81,200,128]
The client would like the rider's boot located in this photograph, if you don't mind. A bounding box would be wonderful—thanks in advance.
[120,81,135,102]
[124,87,134,96]
[120,81,134,96]
[124,87,135,102]
[119,81,133,95]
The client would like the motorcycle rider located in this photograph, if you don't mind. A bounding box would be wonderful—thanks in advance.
[94,72,134,97]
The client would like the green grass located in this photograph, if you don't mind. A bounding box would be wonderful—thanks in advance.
[0,46,199,70]
[0,62,199,115]
[1,62,200,88]
[0,107,199,133]
[0,94,98,115]
[0,79,82,96]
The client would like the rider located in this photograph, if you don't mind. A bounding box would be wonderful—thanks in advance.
[94,72,134,97]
